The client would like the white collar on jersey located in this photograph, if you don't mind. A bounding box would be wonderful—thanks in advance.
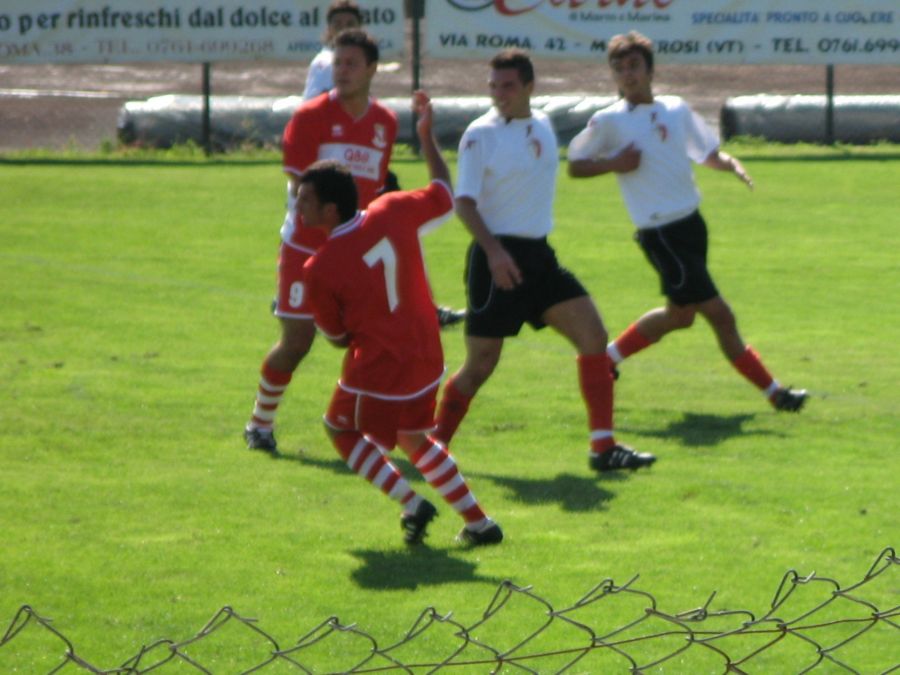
[626,98,657,112]
[330,210,365,238]
[328,90,374,120]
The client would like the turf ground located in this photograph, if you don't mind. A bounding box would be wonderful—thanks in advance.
[0,145,897,672]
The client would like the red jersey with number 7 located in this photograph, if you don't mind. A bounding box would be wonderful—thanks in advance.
[281,91,398,252]
[304,181,454,399]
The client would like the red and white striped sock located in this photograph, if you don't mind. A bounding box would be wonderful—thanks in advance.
[332,432,418,510]
[249,361,292,430]
[411,439,488,529]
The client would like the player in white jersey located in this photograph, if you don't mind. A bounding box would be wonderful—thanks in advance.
[302,1,362,101]
[434,49,655,474]
[568,30,807,412]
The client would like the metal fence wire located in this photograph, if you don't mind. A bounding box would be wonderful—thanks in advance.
[2,546,897,674]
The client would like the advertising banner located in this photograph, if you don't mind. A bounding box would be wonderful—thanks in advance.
[427,1,899,65]
[0,0,405,64]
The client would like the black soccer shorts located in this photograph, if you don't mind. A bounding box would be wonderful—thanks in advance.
[636,211,719,306]
[464,235,588,338]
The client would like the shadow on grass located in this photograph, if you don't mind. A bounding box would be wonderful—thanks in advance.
[282,452,422,480]
[622,411,782,447]
[277,451,349,470]
[473,471,622,512]
[284,455,621,512]
[349,547,503,590]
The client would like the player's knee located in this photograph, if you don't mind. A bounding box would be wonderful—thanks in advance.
[462,357,497,389]
[280,330,315,362]
[576,332,607,355]
[668,307,696,330]
[703,301,736,333]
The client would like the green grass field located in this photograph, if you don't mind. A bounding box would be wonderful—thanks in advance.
[1,145,898,673]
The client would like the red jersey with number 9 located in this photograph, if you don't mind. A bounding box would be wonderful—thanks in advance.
[281,92,398,252]
[304,181,454,399]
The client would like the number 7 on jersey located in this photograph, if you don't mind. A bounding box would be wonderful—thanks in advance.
[363,238,399,312]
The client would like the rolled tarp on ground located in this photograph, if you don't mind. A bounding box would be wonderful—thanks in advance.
[117,94,290,149]
[721,95,900,144]
[116,94,616,150]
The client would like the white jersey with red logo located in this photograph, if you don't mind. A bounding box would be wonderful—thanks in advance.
[302,46,333,100]
[280,91,398,252]
[304,181,454,399]
[568,95,719,229]
[455,108,558,239]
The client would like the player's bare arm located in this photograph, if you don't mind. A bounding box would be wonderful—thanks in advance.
[703,149,754,190]
[325,334,351,349]
[455,196,523,290]
[412,90,451,187]
[568,142,641,178]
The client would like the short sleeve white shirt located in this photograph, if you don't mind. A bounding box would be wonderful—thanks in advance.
[456,108,558,239]
[303,47,333,100]
[568,96,719,229]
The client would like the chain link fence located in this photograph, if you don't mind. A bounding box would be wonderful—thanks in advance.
[2,546,897,673]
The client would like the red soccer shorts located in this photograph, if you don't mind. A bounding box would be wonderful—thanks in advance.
[325,385,438,449]
[274,242,315,319]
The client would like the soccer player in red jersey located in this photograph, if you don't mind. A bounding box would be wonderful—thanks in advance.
[302,92,502,546]
[243,29,398,454]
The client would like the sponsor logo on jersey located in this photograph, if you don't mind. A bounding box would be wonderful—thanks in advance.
[373,124,387,149]
[651,112,668,142]
[319,143,383,181]
[332,124,344,138]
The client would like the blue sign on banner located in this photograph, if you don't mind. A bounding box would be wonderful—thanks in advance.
[426,0,900,65]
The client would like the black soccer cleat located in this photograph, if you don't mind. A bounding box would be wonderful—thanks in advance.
[436,305,466,328]
[457,521,504,547]
[771,386,808,412]
[243,425,278,454]
[401,499,438,545]
[590,445,656,473]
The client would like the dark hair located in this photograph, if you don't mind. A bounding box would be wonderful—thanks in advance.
[608,31,654,72]
[300,160,358,223]
[333,28,379,64]
[327,0,362,25]
[489,48,534,85]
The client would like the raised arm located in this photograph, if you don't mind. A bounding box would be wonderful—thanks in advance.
[412,90,451,188]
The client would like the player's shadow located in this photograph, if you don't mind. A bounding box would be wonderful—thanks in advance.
[288,456,618,512]
[276,452,350,474]
[287,453,433,480]
[623,412,780,447]
[473,472,620,512]
[349,547,503,590]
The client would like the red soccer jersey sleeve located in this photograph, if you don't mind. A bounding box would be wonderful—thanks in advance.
[305,181,453,398]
